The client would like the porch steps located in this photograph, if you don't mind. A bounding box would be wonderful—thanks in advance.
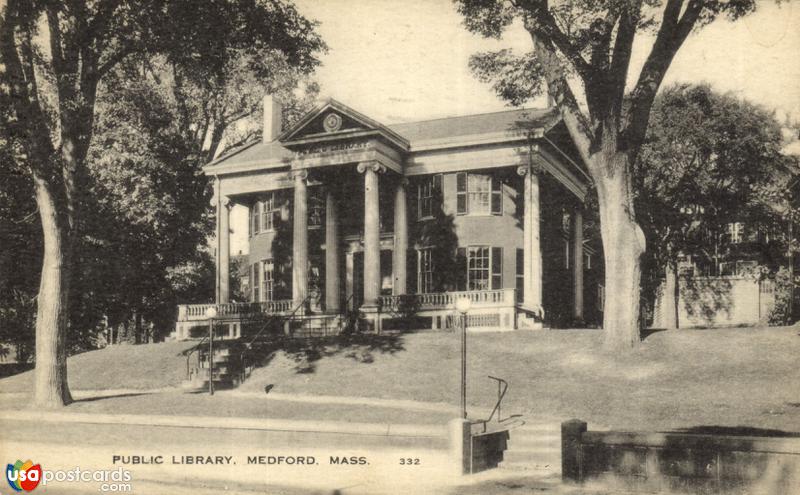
[500,423,562,474]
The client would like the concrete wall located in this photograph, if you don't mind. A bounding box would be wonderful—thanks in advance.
[652,277,776,328]
[562,420,800,494]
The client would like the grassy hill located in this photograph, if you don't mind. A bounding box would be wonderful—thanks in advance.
[0,341,196,392]
[1,326,798,432]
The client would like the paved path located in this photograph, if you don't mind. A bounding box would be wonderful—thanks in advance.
[0,388,568,493]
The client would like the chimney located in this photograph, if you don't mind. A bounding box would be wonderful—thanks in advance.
[263,95,283,142]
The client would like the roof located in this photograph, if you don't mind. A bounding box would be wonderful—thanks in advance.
[207,106,560,171]
[387,107,557,142]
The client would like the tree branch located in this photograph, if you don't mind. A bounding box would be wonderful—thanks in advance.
[523,16,593,164]
[520,0,593,86]
[624,0,702,159]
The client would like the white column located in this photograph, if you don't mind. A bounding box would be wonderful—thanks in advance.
[573,208,584,321]
[518,165,542,316]
[292,170,308,310]
[393,178,408,295]
[345,251,354,310]
[215,178,232,303]
[325,190,340,313]
[359,162,383,309]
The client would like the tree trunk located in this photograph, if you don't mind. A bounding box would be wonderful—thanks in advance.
[663,264,679,329]
[594,153,646,349]
[134,312,142,345]
[32,176,73,408]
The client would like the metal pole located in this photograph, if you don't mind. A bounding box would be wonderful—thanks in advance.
[208,319,215,396]
[461,312,467,419]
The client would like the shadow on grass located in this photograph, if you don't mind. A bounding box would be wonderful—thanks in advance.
[73,392,153,403]
[254,332,408,374]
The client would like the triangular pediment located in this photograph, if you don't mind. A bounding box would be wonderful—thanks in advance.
[279,98,408,151]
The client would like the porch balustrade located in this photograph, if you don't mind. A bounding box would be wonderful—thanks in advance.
[177,300,293,322]
[379,288,516,312]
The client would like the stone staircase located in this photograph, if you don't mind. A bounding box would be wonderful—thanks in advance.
[181,313,347,392]
[500,422,562,476]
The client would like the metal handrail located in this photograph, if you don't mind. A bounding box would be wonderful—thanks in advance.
[246,295,309,348]
[185,336,209,379]
[240,295,311,381]
[485,375,509,424]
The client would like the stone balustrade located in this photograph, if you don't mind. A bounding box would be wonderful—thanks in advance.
[379,289,516,312]
[177,300,293,322]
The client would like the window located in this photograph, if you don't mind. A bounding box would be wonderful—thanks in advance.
[261,193,278,232]
[417,175,442,219]
[252,262,261,302]
[262,260,274,301]
[728,222,743,244]
[250,193,280,235]
[468,246,490,290]
[456,173,502,215]
[417,248,434,293]
[309,195,325,228]
[467,246,502,290]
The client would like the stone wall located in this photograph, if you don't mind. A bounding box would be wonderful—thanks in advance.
[562,420,800,494]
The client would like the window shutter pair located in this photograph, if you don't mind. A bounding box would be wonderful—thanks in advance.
[492,247,503,290]
[455,173,502,215]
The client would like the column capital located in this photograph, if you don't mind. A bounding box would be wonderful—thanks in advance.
[291,169,309,181]
[517,162,542,177]
[397,177,410,187]
[357,161,386,174]
[222,196,234,209]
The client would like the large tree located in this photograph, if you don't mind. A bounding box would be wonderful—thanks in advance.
[456,0,761,348]
[0,0,324,407]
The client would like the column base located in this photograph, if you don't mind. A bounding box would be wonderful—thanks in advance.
[359,304,381,334]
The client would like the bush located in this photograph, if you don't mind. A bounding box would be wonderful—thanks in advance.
[767,267,794,326]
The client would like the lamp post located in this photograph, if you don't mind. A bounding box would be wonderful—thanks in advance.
[454,297,471,419]
[205,306,217,396]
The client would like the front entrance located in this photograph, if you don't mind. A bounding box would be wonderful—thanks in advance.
[345,248,394,311]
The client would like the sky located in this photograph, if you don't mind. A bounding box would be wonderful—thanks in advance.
[231,0,800,255]
[293,0,800,123]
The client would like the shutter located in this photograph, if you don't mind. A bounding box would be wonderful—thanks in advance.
[491,177,502,215]
[253,201,261,234]
[248,205,253,237]
[457,247,467,291]
[492,247,502,290]
[433,174,443,214]
[252,263,259,302]
[456,173,467,215]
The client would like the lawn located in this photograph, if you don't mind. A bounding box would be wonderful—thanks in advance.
[1,326,798,433]
[236,326,800,432]
[0,340,196,392]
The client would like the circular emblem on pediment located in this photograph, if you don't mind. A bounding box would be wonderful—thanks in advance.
[323,113,342,132]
